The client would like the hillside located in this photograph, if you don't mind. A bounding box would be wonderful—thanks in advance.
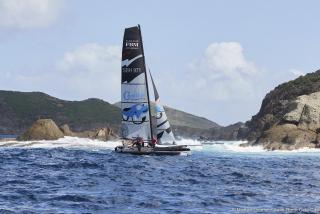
[164,106,220,129]
[0,91,120,134]
[0,90,220,137]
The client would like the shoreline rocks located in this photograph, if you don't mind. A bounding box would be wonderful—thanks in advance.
[18,119,64,141]
[18,119,118,141]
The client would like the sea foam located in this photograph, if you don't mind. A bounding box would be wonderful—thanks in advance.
[0,136,122,150]
[1,137,320,154]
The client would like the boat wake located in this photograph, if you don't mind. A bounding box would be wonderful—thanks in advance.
[176,138,203,150]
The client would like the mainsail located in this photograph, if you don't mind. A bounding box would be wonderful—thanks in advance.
[149,70,176,145]
[121,26,153,142]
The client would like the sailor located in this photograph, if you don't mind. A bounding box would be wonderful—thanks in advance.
[132,137,143,151]
[151,137,157,147]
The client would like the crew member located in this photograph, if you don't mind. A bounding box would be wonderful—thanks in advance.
[133,137,143,151]
[151,137,157,147]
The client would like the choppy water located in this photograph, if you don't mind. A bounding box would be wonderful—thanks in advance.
[0,137,320,214]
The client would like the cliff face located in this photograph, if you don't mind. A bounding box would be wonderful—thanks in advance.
[239,70,320,140]
[239,69,320,150]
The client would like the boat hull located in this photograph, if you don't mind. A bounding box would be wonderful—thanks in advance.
[115,145,190,156]
[154,145,190,152]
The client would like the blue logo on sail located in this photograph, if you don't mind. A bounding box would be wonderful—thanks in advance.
[122,104,148,124]
[123,91,145,101]
[155,104,163,119]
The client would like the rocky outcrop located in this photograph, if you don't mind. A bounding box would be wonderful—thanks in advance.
[18,118,119,141]
[74,127,118,141]
[250,124,317,150]
[242,90,320,150]
[283,92,320,131]
[18,119,64,141]
[238,70,320,142]
[94,127,117,141]
[60,124,74,136]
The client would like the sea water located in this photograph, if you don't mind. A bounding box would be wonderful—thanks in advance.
[0,137,319,214]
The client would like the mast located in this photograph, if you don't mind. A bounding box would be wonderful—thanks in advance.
[138,24,154,143]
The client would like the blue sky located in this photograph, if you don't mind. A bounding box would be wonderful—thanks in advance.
[0,0,319,125]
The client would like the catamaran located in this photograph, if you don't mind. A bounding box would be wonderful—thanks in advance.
[115,25,190,155]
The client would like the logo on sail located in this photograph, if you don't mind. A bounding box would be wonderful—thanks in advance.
[125,40,139,49]
[123,91,145,101]
[122,104,148,124]
[155,105,163,119]
[122,54,143,67]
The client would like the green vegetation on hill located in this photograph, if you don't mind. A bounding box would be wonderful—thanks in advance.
[0,90,120,133]
[0,90,219,136]
[164,106,220,129]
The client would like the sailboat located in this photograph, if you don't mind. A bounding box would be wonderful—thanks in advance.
[115,25,190,155]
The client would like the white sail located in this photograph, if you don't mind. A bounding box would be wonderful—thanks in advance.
[149,70,176,145]
[121,26,152,142]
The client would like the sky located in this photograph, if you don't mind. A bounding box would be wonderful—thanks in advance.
[0,0,319,126]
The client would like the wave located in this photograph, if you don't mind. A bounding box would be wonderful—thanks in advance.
[0,137,203,151]
[1,137,320,154]
[0,137,122,150]
[202,140,320,154]
[175,138,203,150]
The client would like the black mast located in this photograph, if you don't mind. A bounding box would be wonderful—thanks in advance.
[138,24,154,145]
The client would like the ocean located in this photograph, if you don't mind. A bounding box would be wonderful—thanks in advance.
[0,137,319,214]
[0,134,17,139]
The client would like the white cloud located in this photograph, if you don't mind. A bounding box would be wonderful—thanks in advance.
[149,42,268,125]
[0,0,63,29]
[0,43,121,103]
[187,42,260,101]
[289,68,305,77]
[56,43,121,102]
[58,43,121,73]
[0,41,267,125]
